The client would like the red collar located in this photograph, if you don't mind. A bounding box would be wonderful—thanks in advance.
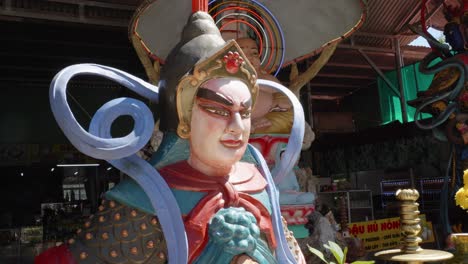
[159,161,276,263]
[159,160,267,192]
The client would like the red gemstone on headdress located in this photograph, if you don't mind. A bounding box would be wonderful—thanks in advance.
[223,51,244,74]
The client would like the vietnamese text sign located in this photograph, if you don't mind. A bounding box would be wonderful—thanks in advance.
[348,215,434,252]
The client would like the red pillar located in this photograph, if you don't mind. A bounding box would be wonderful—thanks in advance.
[192,0,208,13]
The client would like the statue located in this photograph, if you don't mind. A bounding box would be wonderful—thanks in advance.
[125,3,365,229]
[235,37,316,233]
[35,11,306,264]
[271,149,315,205]
[407,0,468,236]
[301,211,345,263]
[236,37,293,134]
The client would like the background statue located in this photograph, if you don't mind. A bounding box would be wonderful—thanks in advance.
[237,36,324,140]
[407,0,468,236]
[236,37,316,232]
[237,37,295,134]
[271,149,315,205]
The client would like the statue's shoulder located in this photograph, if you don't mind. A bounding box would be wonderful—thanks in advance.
[67,199,167,263]
[105,178,155,215]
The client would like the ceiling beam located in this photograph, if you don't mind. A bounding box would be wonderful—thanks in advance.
[310,94,347,100]
[0,76,147,88]
[0,36,129,50]
[338,43,395,53]
[315,73,375,80]
[0,1,134,27]
[424,1,446,25]
[337,44,429,58]
[394,2,422,34]
[326,62,395,71]
[49,0,137,10]
[0,77,50,83]
[0,52,130,63]
[397,0,445,34]
[0,9,129,27]
[357,49,400,96]
[401,48,431,58]
[353,32,399,39]
[336,47,390,56]
[309,82,362,88]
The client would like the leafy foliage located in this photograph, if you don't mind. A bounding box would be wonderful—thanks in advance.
[308,241,374,264]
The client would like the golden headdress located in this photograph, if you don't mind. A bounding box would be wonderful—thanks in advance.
[176,40,258,138]
[156,12,258,137]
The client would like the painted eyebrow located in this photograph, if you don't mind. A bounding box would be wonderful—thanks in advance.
[196,87,233,106]
[241,98,252,108]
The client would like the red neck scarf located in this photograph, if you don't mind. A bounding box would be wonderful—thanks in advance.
[159,161,276,263]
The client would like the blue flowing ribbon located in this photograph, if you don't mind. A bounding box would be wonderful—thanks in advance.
[49,63,188,264]
[250,79,304,264]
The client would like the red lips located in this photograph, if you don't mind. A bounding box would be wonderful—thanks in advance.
[220,139,243,148]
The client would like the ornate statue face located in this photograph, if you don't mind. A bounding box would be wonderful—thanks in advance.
[188,78,252,176]
[237,38,261,70]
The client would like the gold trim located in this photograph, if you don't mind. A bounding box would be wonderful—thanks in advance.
[131,34,160,85]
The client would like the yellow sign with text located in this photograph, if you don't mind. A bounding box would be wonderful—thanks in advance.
[348,215,434,252]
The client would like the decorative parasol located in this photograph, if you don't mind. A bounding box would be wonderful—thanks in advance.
[129,0,366,79]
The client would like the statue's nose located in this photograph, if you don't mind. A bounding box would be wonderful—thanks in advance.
[226,112,244,134]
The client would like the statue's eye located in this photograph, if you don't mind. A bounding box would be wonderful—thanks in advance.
[201,105,230,117]
[240,110,251,119]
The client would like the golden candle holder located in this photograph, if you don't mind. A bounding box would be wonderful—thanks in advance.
[374,189,453,264]
[449,233,468,263]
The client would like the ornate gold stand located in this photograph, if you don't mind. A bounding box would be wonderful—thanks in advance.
[375,189,453,264]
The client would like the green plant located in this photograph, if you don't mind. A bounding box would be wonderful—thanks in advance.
[308,241,374,264]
